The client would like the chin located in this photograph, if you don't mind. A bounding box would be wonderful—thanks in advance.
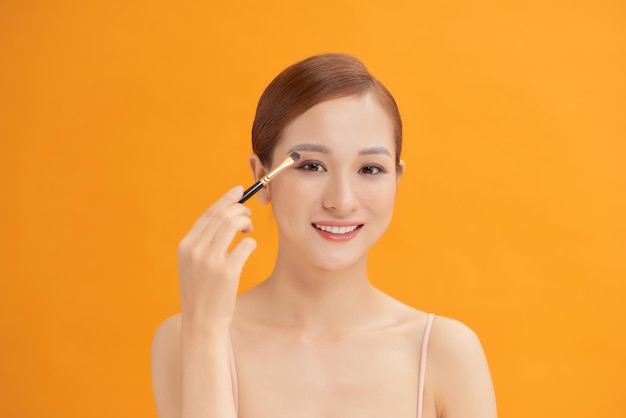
[306,249,369,272]
[277,230,379,273]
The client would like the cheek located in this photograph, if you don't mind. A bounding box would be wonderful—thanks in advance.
[266,176,316,214]
[359,180,397,207]
[269,174,397,215]
[270,171,321,197]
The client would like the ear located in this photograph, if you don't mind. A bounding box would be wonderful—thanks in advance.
[396,160,405,185]
[248,154,271,205]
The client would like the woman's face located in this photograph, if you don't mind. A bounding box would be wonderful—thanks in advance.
[256,93,403,271]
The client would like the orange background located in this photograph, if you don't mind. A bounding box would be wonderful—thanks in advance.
[1,1,624,417]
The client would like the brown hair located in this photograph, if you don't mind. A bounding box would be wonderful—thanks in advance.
[252,53,402,167]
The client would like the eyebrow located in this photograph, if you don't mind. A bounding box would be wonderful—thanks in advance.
[287,143,391,157]
[358,146,392,157]
[287,143,331,154]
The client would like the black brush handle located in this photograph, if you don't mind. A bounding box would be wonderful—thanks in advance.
[238,181,263,204]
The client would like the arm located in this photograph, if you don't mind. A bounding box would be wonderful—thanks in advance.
[150,186,256,418]
[429,317,497,418]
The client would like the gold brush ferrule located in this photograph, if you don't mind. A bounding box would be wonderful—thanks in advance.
[260,154,298,185]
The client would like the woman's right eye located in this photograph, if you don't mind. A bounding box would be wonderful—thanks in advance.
[298,161,326,172]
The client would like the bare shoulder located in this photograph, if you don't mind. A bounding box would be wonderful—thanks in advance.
[428,316,484,357]
[428,315,497,418]
[152,313,182,345]
[151,313,182,364]
[151,314,182,418]
[427,316,490,376]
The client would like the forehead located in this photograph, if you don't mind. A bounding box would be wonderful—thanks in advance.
[276,94,395,154]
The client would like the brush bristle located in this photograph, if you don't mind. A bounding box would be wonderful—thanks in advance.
[289,151,301,162]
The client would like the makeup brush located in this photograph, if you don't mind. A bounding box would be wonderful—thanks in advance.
[238,152,301,204]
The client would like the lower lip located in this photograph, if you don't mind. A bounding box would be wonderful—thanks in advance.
[313,225,362,241]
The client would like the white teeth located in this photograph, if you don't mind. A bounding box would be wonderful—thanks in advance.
[314,224,360,234]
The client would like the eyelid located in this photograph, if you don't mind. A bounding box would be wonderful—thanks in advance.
[296,159,326,171]
[296,159,324,167]
[360,163,386,174]
[296,158,387,174]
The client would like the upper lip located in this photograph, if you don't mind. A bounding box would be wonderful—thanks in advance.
[312,221,364,227]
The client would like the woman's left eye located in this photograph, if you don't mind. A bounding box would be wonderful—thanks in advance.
[359,165,383,175]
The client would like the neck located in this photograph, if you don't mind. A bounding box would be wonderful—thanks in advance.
[258,251,381,335]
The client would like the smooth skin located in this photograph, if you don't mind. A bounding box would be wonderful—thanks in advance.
[151,93,497,418]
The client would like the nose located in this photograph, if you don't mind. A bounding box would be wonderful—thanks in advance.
[321,173,359,215]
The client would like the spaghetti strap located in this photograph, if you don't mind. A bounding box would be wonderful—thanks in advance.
[417,313,435,418]
[228,337,239,416]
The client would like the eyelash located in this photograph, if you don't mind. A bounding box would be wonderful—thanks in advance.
[359,165,384,175]
[296,161,386,175]
[297,161,326,172]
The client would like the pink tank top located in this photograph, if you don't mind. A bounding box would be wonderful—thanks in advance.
[229,313,436,418]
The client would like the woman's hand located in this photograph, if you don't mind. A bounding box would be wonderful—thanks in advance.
[177,185,257,328]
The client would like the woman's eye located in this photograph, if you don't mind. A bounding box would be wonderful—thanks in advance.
[360,165,382,175]
[299,162,326,172]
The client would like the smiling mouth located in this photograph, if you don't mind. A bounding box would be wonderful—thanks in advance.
[312,224,363,235]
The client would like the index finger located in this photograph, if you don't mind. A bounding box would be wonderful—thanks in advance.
[185,185,246,237]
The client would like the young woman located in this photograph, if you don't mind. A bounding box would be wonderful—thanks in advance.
[151,53,497,418]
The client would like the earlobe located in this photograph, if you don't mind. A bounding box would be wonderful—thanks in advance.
[248,154,271,205]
